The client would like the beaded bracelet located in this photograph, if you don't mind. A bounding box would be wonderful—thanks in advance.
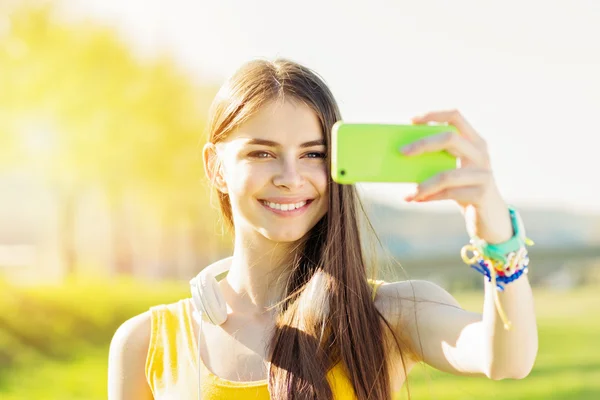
[460,238,534,330]
[470,258,528,291]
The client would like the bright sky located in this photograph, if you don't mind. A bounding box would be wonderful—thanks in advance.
[62,0,599,213]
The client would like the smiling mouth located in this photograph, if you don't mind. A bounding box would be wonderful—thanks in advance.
[259,199,314,212]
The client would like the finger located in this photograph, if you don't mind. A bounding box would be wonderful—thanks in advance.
[412,109,482,143]
[414,186,486,205]
[401,131,489,167]
[405,168,490,202]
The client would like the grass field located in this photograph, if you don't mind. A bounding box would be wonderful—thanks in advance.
[1,278,599,399]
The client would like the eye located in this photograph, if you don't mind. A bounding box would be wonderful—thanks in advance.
[305,152,326,159]
[248,151,273,159]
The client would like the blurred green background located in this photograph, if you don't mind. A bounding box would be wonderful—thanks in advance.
[1,279,599,399]
[1,2,599,399]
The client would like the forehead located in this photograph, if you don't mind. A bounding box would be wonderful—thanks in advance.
[225,98,323,144]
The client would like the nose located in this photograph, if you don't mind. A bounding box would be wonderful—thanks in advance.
[273,157,305,190]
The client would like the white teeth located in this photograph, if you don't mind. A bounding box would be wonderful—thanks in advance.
[263,200,308,211]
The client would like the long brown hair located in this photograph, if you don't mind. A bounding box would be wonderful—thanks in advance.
[204,58,410,399]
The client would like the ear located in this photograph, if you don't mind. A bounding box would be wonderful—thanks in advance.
[203,142,228,194]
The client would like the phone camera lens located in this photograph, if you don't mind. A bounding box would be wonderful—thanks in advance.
[340,170,346,176]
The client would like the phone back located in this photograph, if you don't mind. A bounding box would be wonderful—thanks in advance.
[331,122,458,184]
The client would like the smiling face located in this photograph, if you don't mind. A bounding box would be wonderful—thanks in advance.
[208,98,329,244]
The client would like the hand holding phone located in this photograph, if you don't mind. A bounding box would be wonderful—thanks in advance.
[330,122,459,184]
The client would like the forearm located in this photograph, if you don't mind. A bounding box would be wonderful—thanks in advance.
[472,201,538,379]
[480,267,538,379]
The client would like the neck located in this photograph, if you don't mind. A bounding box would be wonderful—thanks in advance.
[223,232,299,317]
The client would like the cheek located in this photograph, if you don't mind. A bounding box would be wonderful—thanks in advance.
[226,163,270,194]
[310,164,329,195]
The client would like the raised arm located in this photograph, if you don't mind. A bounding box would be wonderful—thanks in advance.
[387,109,539,379]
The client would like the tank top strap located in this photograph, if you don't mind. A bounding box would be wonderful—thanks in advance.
[145,300,199,399]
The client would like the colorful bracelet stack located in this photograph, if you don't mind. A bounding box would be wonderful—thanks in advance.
[461,243,532,292]
[459,206,534,330]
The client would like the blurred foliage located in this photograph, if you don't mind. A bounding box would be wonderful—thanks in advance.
[1,2,211,194]
[0,277,599,399]
[0,2,231,277]
[0,276,189,398]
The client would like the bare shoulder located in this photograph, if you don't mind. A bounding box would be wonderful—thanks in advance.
[108,311,154,400]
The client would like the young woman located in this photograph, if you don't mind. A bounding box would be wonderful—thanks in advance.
[108,58,538,400]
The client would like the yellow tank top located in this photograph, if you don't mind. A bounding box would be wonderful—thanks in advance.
[145,279,386,399]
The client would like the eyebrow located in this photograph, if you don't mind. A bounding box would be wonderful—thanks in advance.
[245,138,326,148]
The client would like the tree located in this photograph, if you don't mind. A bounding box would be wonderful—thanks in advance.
[0,3,229,280]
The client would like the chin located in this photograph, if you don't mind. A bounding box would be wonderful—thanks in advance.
[260,227,309,243]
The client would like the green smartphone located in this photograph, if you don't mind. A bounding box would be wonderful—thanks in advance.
[331,122,459,184]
